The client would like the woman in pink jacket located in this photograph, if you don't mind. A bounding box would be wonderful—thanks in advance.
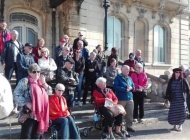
[130,63,148,123]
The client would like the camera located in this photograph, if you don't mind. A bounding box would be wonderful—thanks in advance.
[22,105,31,114]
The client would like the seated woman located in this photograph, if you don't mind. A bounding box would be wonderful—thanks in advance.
[49,83,80,139]
[38,47,57,82]
[93,77,125,139]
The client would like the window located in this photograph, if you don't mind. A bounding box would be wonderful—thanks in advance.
[154,25,165,63]
[107,16,122,58]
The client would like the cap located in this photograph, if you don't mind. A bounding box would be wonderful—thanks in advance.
[65,58,75,64]
[59,38,66,42]
[78,31,83,36]
[25,43,33,47]
[172,68,182,73]
[129,53,134,58]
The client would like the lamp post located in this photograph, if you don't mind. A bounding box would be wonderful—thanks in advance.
[103,0,110,51]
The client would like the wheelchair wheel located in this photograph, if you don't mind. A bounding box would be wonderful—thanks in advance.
[83,128,89,137]
[95,121,102,130]
[101,132,108,139]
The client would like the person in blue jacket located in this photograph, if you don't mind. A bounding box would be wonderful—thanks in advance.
[113,65,135,132]
[16,43,35,83]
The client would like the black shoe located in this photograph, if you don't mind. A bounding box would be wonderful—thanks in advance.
[83,102,86,105]
[127,127,135,132]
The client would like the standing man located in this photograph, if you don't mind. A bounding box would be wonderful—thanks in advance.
[64,35,73,57]
[0,21,11,56]
[123,53,137,76]
[56,46,71,68]
[134,49,145,71]
[77,40,89,62]
[1,30,23,83]
[73,31,88,50]
[16,43,35,82]
[54,38,67,62]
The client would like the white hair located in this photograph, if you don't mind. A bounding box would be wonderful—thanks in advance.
[77,40,83,45]
[62,46,69,51]
[135,49,141,53]
[55,83,65,91]
[96,77,106,85]
[135,63,143,69]
[11,30,18,35]
[90,52,96,56]
[121,65,130,71]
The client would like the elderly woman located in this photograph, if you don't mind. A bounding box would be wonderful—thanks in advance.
[130,63,148,123]
[165,68,190,131]
[14,63,52,139]
[105,58,120,92]
[38,47,57,82]
[32,38,45,63]
[93,77,125,139]
[49,83,80,139]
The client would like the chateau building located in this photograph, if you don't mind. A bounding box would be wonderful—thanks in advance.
[1,0,190,75]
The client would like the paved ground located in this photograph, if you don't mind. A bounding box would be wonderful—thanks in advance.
[82,119,190,139]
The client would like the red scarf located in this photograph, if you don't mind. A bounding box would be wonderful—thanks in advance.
[29,77,49,134]
[44,56,49,60]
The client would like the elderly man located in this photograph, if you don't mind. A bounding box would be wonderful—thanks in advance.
[54,38,67,62]
[134,49,145,71]
[83,52,100,104]
[73,31,88,50]
[16,43,35,82]
[57,58,79,108]
[77,40,89,62]
[1,30,23,83]
[113,65,135,132]
[56,46,71,68]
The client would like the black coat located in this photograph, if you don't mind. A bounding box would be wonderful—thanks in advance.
[85,59,100,78]
[165,78,190,102]
[73,38,88,50]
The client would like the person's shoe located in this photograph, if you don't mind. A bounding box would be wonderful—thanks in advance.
[133,119,138,123]
[115,131,125,139]
[108,132,115,139]
[127,127,136,132]
[139,119,144,123]
[170,125,178,131]
[12,107,18,114]
[78,101,82,106]
[178,125,182,131]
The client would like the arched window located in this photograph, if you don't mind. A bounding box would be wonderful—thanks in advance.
[107,16,122,58]
[154,25,165,63]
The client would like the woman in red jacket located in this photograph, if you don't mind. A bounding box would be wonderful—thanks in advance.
[130,63,148,123]
[93,77,125,139]
[49,83,80,139]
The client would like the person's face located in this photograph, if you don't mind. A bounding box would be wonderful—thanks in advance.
[62,48,69,56]
[98,81,106,90]
[122,68,129,76]
[77,43,83,49]
[41,50,48,57]
[129,57,134,60]
[29,69,40,80]
[136,66,143,73]
[0,22,7,30]
[59,41,66,47]
[90,54,96,61]
[78,34,83,40]
[11,32,19,41]
[39,40,44,47]
[175,71,181,77]
[64,37,69,43]
[110,60,116,67]
[75,50,81,56]
[97,46,102,52]
[55,89,65,97]
[24,46,33,54]
[136,51,141,58]
[65,62,74,70]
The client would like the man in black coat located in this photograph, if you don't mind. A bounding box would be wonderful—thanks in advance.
[83,52,100,104]
[73,31,88,50]
[1,30,23,83]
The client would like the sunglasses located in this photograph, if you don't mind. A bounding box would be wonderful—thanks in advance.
[32,71,40,74]
[64,50,69,51]
[29,47,33,49]
[76,51,81,53]
[175,71,180,73]
[58,90,64,92]
[80,35,83,36]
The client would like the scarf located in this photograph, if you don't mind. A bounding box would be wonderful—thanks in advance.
[29,77,49,134]
[44,56,49,60]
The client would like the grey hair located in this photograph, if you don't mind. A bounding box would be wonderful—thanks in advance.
[11,30,19,35]
[28,63,40,73]
[62,46,69,51]
[121,65,130,71]
[184,69,190,76]
[135,63,143,69]
[90,52,96,56]
[77,40,83,45]
[135,49,141,53]
[179,65,187,71]
[55,83,65,91]
[96,77,106,85]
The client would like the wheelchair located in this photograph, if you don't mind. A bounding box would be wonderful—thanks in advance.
[93,104,131,139]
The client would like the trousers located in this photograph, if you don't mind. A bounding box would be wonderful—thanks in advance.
[133,92,145,119]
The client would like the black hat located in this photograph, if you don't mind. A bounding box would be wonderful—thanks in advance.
[65,58,75,64]
[129,53,135,58]
[172,68,182,73]
[25,43,34,47]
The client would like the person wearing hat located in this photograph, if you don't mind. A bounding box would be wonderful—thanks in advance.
[54,38,67,62]
[73,31,88,50]
[165,68,190,131]
[124,53,137,76]
[16,43,35,82]
[57,58,79,108]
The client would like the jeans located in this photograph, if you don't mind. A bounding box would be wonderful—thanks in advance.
[63,93,74,108]
[52,116,80,139]
[75,75,83,102]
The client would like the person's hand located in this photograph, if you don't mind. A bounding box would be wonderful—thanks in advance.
[127,86,132,92]
[89,69,94,72]
[1,63,5,68]
[105,98,113,103]
[69,78,75,81]
[76,73,79,76]
[130,67,135,72]
[39,75,46,84]
[26,103,32,110]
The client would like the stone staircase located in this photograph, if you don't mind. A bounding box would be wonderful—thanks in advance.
[0,76,169,139]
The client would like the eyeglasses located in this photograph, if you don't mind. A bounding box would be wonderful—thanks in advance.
[65,38,69,39]
[29,47,33,49]
[76,51,81,53]
[138,67,142,69]
[80,35,83,36]
[41,51,46,53]
[64,50,69,51]
[32,71,40,74]
[175,71,180,73]
[58,90,64,92]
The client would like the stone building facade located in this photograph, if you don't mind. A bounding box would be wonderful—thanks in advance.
[2,0,190,75]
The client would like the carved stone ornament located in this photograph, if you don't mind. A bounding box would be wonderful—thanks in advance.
[22,0,35,7]
[133,0,141,6]
[40,0,50,14]
[113,2,123,14]
[159,0,165,10]
[159,13,167,23]
[137,8,147,19]
[152,11,157,19]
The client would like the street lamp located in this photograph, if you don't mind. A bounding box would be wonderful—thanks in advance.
[103,0,110,51]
